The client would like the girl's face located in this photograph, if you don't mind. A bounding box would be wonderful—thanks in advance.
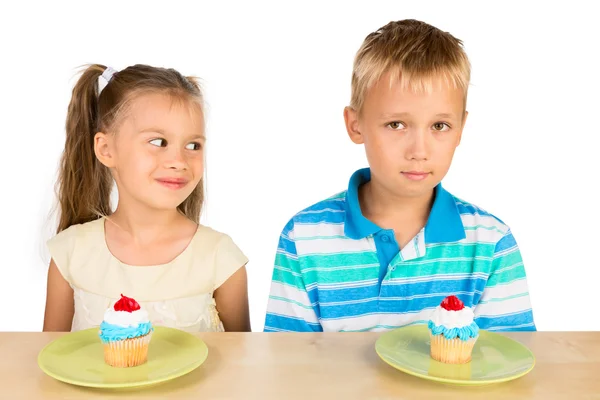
[95,92,205,212]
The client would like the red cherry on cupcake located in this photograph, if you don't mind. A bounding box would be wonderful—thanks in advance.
[440,295,464,311]
[114,294,141,313]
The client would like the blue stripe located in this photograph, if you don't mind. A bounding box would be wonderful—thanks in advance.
[265,314,323,332]
[475,310,535,331]
[382,277,487,299]
[294,210,346,224]
[302,199,345,213]
[281,218,295,236]
[313,277,487,305]
[306,288,320,306]
[456,202,493,218]
[494,231,517,253]
[312,285,380,303]
[278,235,297,255]
[318,292,484,319]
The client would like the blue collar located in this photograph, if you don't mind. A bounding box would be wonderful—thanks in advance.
[343,168,466,243]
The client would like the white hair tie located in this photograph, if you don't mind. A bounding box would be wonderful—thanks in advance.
[98,66,118,95]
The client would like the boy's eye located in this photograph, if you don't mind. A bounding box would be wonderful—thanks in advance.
[185,142,202,151]
[432,122,450,132]
[387,121,405,130]
[149,138,167,147]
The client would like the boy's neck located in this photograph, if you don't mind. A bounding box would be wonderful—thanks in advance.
[358,180,434,231]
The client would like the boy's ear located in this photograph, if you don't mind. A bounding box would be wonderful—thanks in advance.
[344,106,364,144]
[94,132,116,168]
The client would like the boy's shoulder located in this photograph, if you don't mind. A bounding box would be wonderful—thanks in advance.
[281,191,348,234]
[450,193,513,240]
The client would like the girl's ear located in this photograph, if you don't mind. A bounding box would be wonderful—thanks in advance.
[94,132,116,168]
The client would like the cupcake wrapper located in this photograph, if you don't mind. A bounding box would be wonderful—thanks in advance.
[429,332,477,364]
[103,332,152,367]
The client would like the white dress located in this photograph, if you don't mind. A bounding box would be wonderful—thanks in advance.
[47,218,248,332]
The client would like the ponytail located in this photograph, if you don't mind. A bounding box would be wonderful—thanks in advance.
[56,65,113,233]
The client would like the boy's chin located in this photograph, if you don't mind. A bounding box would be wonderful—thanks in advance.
[386,179,437,199]
[394,186,436,199]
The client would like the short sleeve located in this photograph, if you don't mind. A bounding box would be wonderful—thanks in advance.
[213,234,248,290]
[46,225,79,283]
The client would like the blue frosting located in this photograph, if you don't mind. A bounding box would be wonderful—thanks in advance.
[98,321,153,343]
[428,320,479,341]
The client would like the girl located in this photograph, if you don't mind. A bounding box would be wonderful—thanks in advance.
[43,64,251,332]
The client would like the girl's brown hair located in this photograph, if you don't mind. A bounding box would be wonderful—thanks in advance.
[56,64,204,233]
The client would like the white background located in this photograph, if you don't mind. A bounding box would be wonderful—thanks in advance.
[0,1,598,332]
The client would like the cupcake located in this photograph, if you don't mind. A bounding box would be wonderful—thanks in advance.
[99,294,153,367]
[428,295,479,364]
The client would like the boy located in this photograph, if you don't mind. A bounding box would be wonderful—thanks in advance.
[264,19,535,332]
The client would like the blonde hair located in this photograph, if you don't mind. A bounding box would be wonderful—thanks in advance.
[56,64,205,233]
[350,19,471,112]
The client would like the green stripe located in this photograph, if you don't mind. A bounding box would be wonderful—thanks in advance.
[271,267,304,289]
[295,235,350,241]
[486,264,526,287]
[327,191,346,200]
[464,225,507,235]
[477,291,529,305]
[493,249,522,268]
[275,253,299,270]
[302,263,379,273]
[391,258,493,277]
[300,252,379,269]
[424,243,495,259]
[268,295,313,310]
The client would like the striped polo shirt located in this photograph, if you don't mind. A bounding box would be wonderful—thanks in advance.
[264,168,535,333]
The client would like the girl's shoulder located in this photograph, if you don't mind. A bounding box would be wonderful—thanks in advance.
[48,218,104,244]
[190,224,248,291]
[46,218,105,282]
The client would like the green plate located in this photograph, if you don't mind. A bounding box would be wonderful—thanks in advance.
[38,326,208,388]
[375,325,535,386]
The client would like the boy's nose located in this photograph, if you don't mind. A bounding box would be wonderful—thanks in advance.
[406,130,430,161]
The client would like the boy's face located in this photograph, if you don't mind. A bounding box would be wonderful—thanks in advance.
[344,72,467,200]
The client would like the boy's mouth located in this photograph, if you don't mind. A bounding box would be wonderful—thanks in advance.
[401,171,430,181]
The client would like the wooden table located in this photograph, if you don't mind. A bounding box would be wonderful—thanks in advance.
[1,331,599,399]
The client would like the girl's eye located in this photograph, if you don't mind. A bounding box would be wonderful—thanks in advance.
[185,142,202,151]
[149,138,167,147]
[433,122,450,132]
[387,121,406,130]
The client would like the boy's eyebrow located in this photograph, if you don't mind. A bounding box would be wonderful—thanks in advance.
[379,112,411,119]
[379,112,457,119]
[434,113,456,118]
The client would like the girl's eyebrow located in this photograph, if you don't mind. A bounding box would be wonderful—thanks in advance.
[189,134,206,141]
[138,127,206,140]
[138,127,167,135]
